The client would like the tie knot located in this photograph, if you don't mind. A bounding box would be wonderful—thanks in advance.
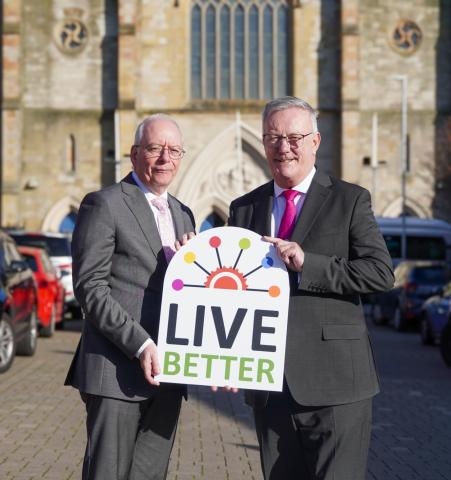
[283,189,300,203]
[151,197,169,212]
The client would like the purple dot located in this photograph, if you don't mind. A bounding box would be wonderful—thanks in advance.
[172,279,184,291]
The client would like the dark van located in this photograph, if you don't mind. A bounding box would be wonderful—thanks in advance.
[376,217,451,267]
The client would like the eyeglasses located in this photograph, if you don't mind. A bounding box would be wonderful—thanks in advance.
[134,144,185,159]
[262,132,313,147]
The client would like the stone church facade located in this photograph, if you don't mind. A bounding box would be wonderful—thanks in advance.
[1,0,450,232]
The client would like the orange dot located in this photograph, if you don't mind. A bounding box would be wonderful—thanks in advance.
[268,286,280,297]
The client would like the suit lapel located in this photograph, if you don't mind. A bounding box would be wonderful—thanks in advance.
[291,170,332,244]
[121,173,162,260]
[253,182,274,237]
[168,194,185,240]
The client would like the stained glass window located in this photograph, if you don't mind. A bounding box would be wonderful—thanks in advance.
[248,5,259,99]
[220,6,231,99]
[206,5,216,98]
[191,5,202,99]
[191,0,290,100]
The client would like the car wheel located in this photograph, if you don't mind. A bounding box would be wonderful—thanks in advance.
[372,304,386,326]
[70,305,82,320]
[40,304,56,338]
[56,315,65,330]
[420,315,433,345]
[0,315,16,373]
[393,307,405,332]
[440,322,451,368]
[16,306,38,356]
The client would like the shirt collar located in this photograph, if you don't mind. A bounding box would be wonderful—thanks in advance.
[273,166,316,198]
[132,171,168,201]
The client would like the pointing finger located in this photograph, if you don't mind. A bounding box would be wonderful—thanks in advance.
[262,236,280,244]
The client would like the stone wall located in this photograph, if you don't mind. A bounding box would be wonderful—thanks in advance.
[354,0,442,218]
[1,0,117,229]
[1,0,450,230]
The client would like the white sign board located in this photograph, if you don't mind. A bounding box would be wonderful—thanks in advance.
[156,226,290,391]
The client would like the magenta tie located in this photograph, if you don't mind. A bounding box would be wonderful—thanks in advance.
[277,189,300,240]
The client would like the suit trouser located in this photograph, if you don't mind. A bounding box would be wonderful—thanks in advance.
[81,391,182,480]
[253,397,372,480]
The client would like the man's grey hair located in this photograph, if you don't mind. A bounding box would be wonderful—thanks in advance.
[134,114,183,145]
[262,96,319,133]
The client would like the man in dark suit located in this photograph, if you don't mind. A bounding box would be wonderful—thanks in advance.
[65,114,195,480]
[228,97,394,480]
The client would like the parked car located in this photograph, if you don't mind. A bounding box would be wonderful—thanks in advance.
[18,246,64,336]
[7,231,80,317]
[0,231,38,374]
[371,261,448,331]
[440,319,451,367]
[420,280,451,345]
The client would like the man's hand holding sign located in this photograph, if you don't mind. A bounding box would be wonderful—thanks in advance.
[139,232,195,387]
[156,226,290,391]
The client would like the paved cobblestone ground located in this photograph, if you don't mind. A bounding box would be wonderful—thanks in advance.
[0,319,450,479]
[368,324,451,480]
[0,322,261,480]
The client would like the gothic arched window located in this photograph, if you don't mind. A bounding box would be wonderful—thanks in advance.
[191,0,290,101]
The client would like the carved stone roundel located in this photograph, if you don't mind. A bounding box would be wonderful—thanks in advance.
[389,19,422,56]
[54,18,89,54]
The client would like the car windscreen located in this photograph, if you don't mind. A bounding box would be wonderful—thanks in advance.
[412,267,446,284]
[40,251,55,273]
[22,254,38,272]
[11,235,71,257]
[383,235,446,260]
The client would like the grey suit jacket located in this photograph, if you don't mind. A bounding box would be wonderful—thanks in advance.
[65,173,195,401]
[228,170,394,408]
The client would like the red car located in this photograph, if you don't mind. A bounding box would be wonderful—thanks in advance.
[18,246,64,337]
[0,231,38,373]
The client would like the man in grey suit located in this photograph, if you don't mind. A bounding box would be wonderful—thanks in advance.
[65,114,195,480]
[228,97,394,480]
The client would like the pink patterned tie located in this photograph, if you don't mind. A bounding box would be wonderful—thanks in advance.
[277,190,300,240]
[151,197,176,262]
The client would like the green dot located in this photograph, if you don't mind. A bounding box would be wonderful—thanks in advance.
[239,238,251,250]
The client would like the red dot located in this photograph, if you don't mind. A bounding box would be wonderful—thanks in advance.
[209,236,221,248]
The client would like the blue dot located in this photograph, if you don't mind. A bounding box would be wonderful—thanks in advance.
[262,257,274,268]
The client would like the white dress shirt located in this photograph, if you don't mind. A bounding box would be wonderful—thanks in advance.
[271,166,316,236]
[132,171,175,240]
[132,171,175,358]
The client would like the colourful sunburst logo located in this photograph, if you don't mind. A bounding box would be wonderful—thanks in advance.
[157,226,290,392]
[171,235,281,297]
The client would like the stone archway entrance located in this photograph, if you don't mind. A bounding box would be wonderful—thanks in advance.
[41,196,80,233]
[381,197,429,218]
[176,120,270,227]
